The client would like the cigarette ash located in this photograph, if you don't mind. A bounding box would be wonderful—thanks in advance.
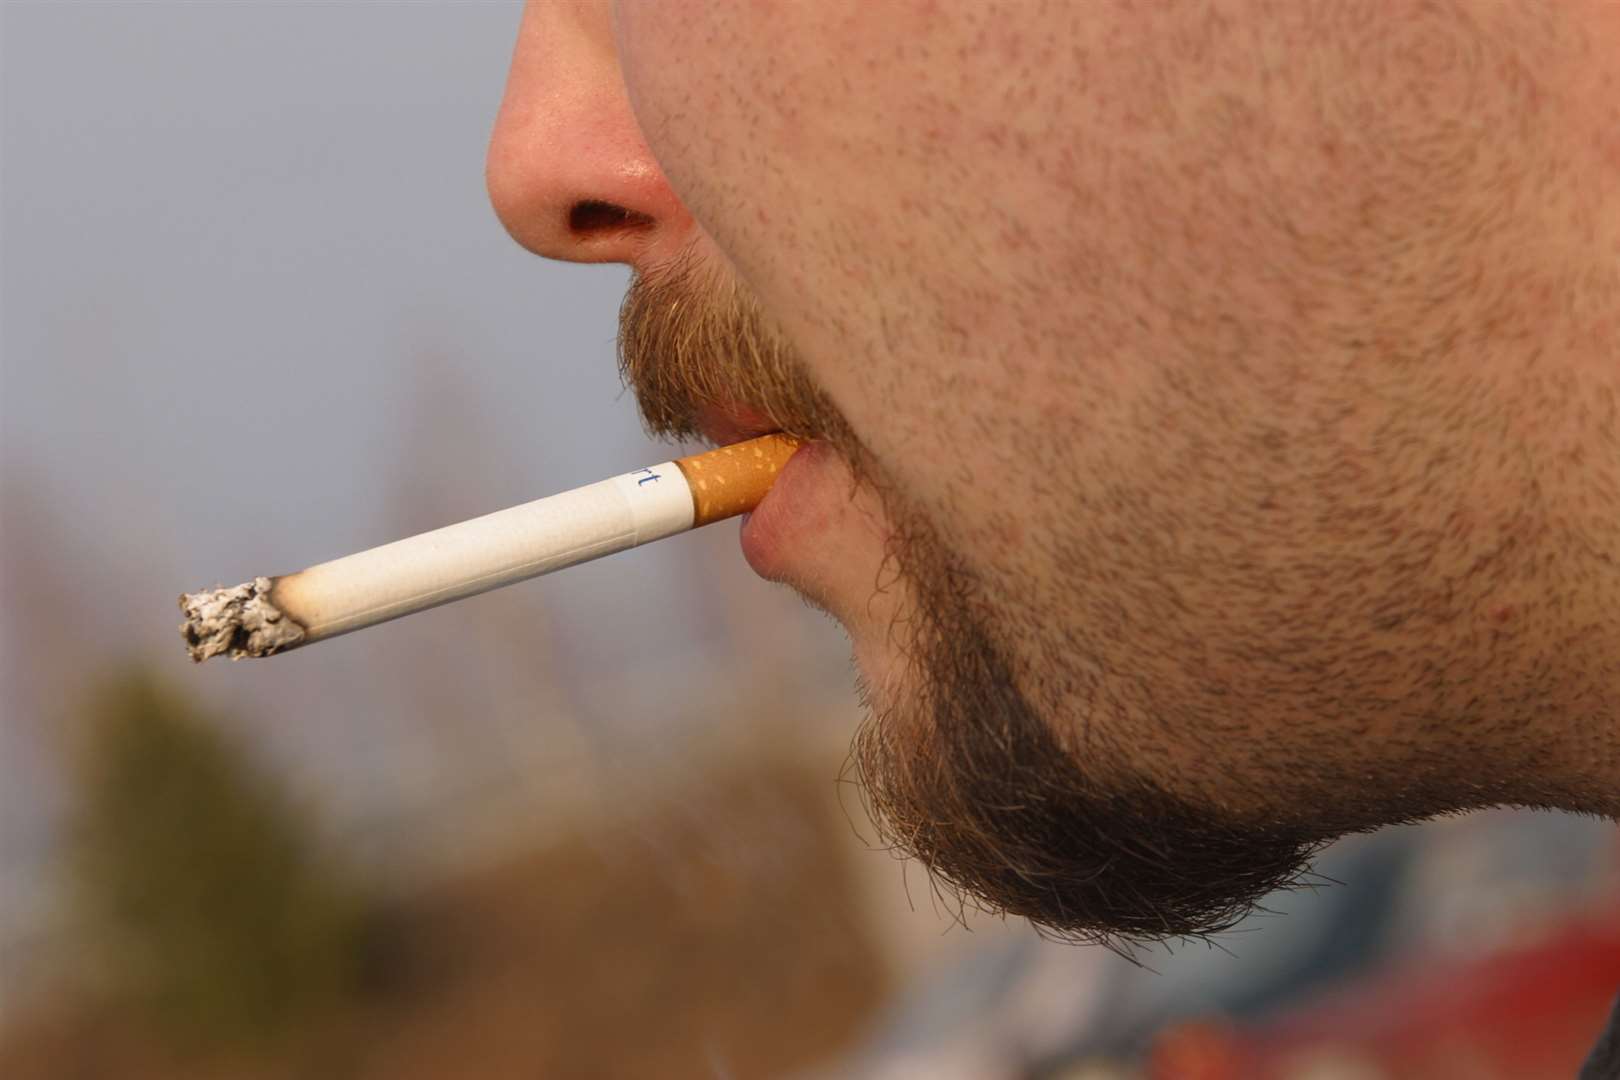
[178,576,306,662]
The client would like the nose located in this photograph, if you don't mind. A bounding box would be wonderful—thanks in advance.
[487,0,688,267]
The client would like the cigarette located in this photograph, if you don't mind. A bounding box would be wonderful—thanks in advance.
[179,433,800,663]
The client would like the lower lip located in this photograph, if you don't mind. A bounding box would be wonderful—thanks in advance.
[738,439,833,581]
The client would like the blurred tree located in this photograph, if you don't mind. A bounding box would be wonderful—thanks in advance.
[68,669,369,1054]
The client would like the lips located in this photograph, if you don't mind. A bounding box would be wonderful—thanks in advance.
[684,403,841,585]
[742,438,846,584]
[692,402,782,447]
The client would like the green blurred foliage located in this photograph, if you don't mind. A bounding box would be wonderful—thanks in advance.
[69,669,370,1053]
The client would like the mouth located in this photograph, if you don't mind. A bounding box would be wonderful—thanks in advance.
[692,402,782,448]
[741,439,846,586]
[686,405,852,591]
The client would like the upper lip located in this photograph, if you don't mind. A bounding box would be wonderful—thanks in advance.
[693,403,780,447]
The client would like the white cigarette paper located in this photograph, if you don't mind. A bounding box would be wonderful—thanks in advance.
[180,434,799,662]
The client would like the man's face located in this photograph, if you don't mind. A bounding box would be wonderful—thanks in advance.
[489,1,1620,943]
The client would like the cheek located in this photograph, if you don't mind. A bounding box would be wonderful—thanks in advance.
[610,3,890,437]
[609,4,964,417]
[610,1,768,238]
[611,1,1096,581]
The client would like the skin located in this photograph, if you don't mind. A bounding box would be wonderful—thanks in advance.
[489,1,1620,944]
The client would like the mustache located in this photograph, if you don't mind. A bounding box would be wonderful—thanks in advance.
[616,250,859,460]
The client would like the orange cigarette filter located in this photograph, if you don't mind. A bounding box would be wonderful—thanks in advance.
[675,434,802,526]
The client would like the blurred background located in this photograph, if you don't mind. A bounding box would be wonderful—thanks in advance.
[3,3,1618,1077]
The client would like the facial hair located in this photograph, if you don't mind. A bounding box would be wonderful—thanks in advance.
[618,251,1324,949]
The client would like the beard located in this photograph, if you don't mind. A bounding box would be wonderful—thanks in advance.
[618,250,1322,949]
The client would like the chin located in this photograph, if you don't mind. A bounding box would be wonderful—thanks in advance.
[847,630,910,711]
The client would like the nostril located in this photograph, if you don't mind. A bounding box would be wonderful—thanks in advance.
[568,199,655,236]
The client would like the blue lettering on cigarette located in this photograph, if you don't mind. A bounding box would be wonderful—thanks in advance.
[632,467,661,486]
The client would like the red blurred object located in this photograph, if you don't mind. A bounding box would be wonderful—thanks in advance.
[1148,908,1620,1079]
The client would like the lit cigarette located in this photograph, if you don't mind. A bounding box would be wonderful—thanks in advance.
[179,434,799,663]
